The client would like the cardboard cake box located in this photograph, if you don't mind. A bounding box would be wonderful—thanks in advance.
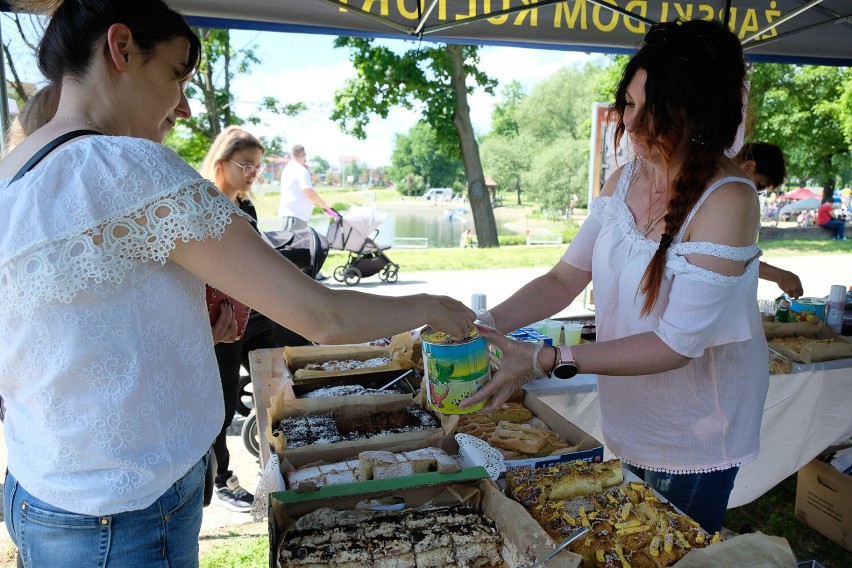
[763,320,852,363]
[268,466,581,568]
[795,444,852,552]
[265,394,447,456]
[282,332,417,386]
[439,391,604,476]
[277,434,454,491]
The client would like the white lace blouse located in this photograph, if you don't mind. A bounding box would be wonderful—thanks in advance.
[0,136,248,516]
[562,159,769,474]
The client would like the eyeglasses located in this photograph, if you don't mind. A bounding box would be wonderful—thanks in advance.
[229,160,266,177]
[643,21,716,61]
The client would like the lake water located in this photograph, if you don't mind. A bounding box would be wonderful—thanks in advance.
[259,207,479,248]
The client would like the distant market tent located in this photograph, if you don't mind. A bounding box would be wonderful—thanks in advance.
[780,187,822,201]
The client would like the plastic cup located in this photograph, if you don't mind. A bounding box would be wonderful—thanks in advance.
[530,320,547,334]
[562,322,583,345]
[470,293,487,311]
[543,320,563,344]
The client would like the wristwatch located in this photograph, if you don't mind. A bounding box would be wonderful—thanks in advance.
[551,345,579,379]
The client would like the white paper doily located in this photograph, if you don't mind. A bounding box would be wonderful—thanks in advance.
[251,453,285,521]
[455,433,505,480]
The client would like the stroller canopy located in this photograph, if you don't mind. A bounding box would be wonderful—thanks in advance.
[327,205,389,253]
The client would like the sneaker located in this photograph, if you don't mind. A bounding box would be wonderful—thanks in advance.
[214,475,253,512]
[315,272,329,282]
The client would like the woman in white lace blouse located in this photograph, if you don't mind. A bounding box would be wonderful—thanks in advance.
[465,20,768,533]
[0,1,474,566]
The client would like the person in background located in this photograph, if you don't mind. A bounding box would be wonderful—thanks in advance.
[733,142,804,297]
[3,83,60,154]
[466,19,768,534]
[199,126,279,511]
[278,144,336,230]
[0,2,475,566]
[277,144,336,280]
[817,190,847,240]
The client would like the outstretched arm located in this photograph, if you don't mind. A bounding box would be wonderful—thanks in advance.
[759,261,803,298]
[170,214,475,344]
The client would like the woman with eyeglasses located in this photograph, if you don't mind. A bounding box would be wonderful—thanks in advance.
[0,1,474,565]
[198,126,279,511]
[465,19,767,533]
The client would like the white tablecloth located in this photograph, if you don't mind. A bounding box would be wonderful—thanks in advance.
[527,359,852,508]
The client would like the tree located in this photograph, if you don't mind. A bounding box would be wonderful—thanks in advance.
[481,63,605,214]
[166,28,306,166]
[1,13,47,106]
[331,37,500,246]
[747,63,852,190]
[389,121,463,193]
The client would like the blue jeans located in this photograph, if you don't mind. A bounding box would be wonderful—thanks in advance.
[4,456,206,568]
[819,219,846,239]
[623,463,739,533]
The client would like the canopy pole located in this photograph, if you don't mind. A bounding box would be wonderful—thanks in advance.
[0,19,9,156]
[742,0,825,45]
[723,0,732,26]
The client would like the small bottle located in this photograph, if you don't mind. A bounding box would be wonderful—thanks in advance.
[826,284,847,334]
[775,298,790,323]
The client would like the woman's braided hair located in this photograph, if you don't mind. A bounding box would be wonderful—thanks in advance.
[610,19,746,316]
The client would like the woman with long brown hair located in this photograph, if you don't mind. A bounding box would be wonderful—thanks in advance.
[465,19,768,533]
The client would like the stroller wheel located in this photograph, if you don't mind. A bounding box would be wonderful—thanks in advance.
[333,265,346,282]
[343,266,362,286]
[385,268,399,283]
[241,411,260,458]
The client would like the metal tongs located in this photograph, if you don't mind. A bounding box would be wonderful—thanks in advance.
[518,526,590,568]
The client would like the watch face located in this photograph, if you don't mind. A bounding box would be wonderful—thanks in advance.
[553,363,578,380]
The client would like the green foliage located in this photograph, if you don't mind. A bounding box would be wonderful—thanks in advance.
[389,122,464,191]
[593,54,630,104]
[165,28,305,165]
[331,37,496,158]
[490,81,526,138]
[748,63,852,189]
[481,62,606,212]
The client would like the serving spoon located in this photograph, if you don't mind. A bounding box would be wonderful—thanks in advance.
[518,526,590,568]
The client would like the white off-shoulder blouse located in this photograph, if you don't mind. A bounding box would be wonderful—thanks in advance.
[0,136,250,515]
[562,159,769,474]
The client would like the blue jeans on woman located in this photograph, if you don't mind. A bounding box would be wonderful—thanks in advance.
[622,463,739,533]
[819,219,847,239]
[4,456,206,568]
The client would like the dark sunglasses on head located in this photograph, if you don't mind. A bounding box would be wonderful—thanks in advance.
[643,21,717,61]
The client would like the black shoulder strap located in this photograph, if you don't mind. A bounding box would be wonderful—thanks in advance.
[11,129,100,183]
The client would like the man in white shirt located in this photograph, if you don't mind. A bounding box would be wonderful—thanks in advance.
[278,144,334,230]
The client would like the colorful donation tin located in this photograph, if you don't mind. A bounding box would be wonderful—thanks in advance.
[421,326,491,414]
[789,297,827,323]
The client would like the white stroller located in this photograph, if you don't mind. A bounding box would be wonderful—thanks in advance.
[326,205,400,286]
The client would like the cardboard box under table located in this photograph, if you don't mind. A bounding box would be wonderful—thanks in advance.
[795,444,852,552]
[268,466,581,568]
[443,391,604,476]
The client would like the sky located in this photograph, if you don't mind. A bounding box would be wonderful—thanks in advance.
[226,31,603,167]
[3,21,602,167]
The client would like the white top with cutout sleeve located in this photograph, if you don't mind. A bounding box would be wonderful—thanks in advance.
[561,159,769,474]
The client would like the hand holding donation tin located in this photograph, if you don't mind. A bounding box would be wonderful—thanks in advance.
[460,325,547,412]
